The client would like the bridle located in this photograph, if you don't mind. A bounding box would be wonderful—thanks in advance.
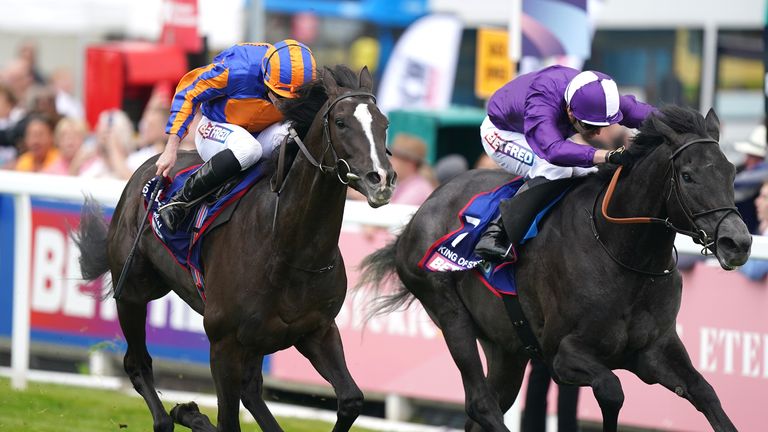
[270,90,382,235]
[289,91,378,185]
[588,137,740,276]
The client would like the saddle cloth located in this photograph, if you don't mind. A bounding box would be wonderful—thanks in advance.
[143,163,267,300]
[418,177,566,296]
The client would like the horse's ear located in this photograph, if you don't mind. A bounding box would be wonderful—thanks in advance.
[320,66,340,96]
[358,66,373,91]
[650,114,680,143]
[704,108,720,142]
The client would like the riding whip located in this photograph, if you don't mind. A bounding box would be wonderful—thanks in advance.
[113,175,164,300]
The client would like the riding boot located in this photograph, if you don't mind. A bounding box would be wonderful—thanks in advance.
[473,213,512,261]
[159,149,242,233]
[474,177,575,262]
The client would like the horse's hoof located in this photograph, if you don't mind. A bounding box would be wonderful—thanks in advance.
[170,401,200,422]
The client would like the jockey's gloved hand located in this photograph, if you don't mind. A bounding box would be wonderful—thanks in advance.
[606,146,633,166]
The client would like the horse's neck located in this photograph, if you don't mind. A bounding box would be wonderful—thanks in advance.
[597,155,677,269]
[274,124,347,261]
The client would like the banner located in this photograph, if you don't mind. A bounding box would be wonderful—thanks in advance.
[377,14,463,114]
[0,198,211,365]
[271,231,768,431]
[475,28,515,99]
[514,0,605,73]
[264,0,428,27]
[522,0,589,58]
[160,0,201,52]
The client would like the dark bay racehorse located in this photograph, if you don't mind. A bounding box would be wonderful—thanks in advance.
[75,65,394,432]
[360,106,751,432]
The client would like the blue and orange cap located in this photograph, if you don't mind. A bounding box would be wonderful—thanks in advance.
[262,39,317,99]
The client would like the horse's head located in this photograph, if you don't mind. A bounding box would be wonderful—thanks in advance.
[644,107,751,270]
[317,66,395,207]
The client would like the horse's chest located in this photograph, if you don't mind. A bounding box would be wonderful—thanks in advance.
[278,286,345,323]
[589,307,668,361]
[237,301,341,351]
[235,269,346,350]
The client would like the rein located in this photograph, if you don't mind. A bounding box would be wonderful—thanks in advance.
[589,137,739,276]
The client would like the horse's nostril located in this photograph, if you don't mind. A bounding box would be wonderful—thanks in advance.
[717,237,737,252]
[366,172,381,185]
[718,235,751,253]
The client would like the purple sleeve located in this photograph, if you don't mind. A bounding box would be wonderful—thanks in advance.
[618,95,656,129]
[523,83,596,168]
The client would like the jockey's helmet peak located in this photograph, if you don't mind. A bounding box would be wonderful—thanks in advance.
[565,71,623,126]
[262,39,317,99]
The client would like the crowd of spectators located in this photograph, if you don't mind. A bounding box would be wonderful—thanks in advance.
[0,40,198,179]
[0,39,497,193]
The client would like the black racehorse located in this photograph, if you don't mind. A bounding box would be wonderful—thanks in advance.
[75,65,395,432]
[359,106,751,432]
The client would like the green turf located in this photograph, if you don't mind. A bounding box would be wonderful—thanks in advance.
[0,378,376,431]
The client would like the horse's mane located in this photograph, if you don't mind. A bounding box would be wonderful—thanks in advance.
[276,65,361,139]
[597,105,709,179]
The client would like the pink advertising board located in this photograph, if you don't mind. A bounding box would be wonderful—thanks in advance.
[270,230,768,431]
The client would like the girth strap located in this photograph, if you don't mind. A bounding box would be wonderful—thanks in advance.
[502,294,543,361]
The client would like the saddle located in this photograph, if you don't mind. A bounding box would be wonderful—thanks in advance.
[419,177,571,296]
[143,162,267,299]
[143,136,303,300]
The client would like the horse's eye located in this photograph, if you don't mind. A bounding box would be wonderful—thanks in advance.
[335,119,345,129]
[681,172,693,183]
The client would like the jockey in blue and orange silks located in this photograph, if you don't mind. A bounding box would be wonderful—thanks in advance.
[474,65,657,261]
[155,39,316,232]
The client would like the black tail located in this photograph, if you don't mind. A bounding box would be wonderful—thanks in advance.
[72,196,111,288]
[356,237,415,319]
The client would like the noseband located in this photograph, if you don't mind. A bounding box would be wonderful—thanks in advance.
[289,91,377,185]
[664,138,740,252]
[590,137,739,276]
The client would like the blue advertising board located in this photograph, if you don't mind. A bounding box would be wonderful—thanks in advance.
[264,0,427,26]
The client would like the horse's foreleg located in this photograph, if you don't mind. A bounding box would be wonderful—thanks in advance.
[466,342,528,432]
[240,353,284,432]
[551,335,624,432]
[117,299,174,432]
[295,322,363,432]
[631,332,736,432]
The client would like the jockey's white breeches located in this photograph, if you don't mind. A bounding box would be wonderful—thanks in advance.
[195,116,290,170]
[480,116,597,180]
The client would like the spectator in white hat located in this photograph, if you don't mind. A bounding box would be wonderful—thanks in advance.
[735,124,766,169]
[733,124,768,233]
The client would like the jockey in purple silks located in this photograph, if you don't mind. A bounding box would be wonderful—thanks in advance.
[475,65,656,262]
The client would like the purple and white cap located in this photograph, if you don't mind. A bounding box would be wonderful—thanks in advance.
[565,71,623,126]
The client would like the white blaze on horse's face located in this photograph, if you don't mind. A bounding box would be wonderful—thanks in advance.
[353,103,387,189]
